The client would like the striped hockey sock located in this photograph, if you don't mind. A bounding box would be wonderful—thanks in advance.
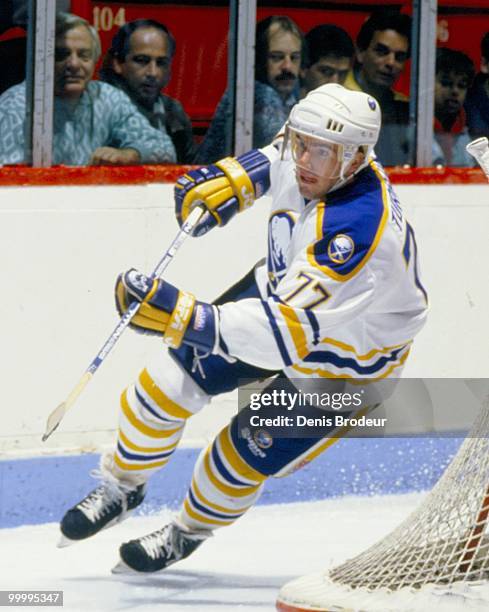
[179,424,267,530]
[114,367,197,480]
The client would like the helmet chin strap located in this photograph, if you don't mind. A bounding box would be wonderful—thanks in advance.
[329,145,371,193]
[339,145,355,180]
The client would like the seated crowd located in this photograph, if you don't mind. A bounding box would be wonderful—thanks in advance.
[0,9,487,168]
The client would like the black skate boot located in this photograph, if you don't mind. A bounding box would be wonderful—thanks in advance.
[113,521,211,573]
[59,455,146,547]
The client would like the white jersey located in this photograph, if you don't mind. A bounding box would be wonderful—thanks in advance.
[218,146,428,380]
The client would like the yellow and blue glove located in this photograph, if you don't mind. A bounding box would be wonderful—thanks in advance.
[115,269,217,352]
[175,149,271,236]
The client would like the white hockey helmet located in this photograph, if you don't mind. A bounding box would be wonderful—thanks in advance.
[285,83,381,185]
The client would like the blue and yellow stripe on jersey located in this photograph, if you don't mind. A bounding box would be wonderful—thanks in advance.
[291,341,411,380]
[262,293,316,367]
[306,161,389,281]
[403,222,429,305]
[261,297,294,366]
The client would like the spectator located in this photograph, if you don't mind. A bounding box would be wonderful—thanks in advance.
[0,12,176,166]
[0,0,27,31]
[346,11,411,165]
[0,0,28,94]
[301,24,354,96]
[100,19,195,164]
[465,32,489,139]
[432,47,475,167]
[195,15,304,163]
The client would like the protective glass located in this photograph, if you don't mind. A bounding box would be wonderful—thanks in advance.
[289,129,341,178]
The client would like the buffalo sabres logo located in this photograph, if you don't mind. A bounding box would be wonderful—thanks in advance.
[126,270,151,293]
[328,234,355,264]
[254,429,273,450]
[268,211,297,288]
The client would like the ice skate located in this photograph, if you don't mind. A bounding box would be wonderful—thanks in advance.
[58,454,146,547]
[112,520,211,574]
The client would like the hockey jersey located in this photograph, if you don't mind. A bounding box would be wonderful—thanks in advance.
[218,146,428,380]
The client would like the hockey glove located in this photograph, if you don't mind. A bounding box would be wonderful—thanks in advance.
[175,149,271,236]
[115,269,217,352]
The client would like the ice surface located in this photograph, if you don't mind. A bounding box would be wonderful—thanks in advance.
[0,492,426,612]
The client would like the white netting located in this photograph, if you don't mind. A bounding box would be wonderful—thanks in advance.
[278,403,489,611]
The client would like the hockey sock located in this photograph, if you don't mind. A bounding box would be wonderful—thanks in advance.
[178,424,267,530]
[114,366,198,479]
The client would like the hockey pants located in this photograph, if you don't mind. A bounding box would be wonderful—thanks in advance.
[111,268,368,532]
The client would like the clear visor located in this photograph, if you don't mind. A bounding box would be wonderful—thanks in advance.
[289,129,342,178]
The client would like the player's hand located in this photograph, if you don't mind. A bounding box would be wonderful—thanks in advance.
[90,147,141,166]
[115,269,216,351]
[174,163,242,237]
[175,150,271,237]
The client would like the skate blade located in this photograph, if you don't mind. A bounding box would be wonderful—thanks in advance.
[57,512,133,550]
[57,534,78,548]
[111,559,141,575]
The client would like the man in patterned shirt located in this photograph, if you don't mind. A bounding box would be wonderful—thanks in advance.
[0,12,176,166]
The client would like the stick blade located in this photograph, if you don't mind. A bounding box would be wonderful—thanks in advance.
[42,401,68,442]
[42,371,93,442]
[466,137,489,180]
[466,136,489,156]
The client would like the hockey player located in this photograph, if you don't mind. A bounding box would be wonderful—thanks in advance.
[59,84,428,573]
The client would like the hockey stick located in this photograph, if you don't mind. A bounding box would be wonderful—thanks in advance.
[466,136,489,180]
[42,205,206,442]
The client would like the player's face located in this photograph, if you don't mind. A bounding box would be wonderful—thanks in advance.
[291,132,342,199]
[114,28,172,109]
[435,71,469,118]
[54,26,96,100]
[357,30,408,90]
[303,55,351,92]
[266,25,302,98]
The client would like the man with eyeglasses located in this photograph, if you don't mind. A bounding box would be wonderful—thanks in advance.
[99,19,195,164]
[301,24,354,97]
[345,11,412,166]
[195,15,304,163]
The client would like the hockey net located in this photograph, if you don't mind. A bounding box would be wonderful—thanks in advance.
[277,402,489,612]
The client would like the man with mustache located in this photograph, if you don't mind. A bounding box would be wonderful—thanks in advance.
[345,11,411,166]
[100,19,195,164]
[195,15,304,163]
[0,12,176,166]
[432,47,475,167]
